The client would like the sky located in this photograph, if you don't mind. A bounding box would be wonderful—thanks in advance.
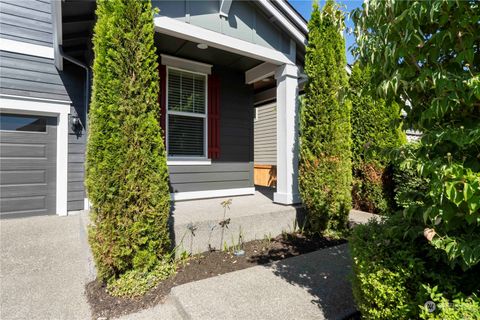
[288,0,364,64]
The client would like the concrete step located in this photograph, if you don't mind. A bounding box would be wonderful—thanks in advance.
[171,191,304,255]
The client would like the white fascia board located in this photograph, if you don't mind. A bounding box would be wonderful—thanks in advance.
[161,54,212,74]
[0,95,70,216]
[154,16,292,65]
[171,187,255,201]
[0,38,54,59]
[256,0,306,46]
[245,62,277,84]
[219,0,233,18]
[274,0,308,34]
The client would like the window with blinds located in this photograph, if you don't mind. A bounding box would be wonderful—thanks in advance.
[167,67,207,157]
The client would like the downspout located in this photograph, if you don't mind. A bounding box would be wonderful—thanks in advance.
[58,45,90,133]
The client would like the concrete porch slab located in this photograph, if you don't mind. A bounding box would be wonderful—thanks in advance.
[171,188,303,255]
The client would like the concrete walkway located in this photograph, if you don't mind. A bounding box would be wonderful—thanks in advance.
[171,244,355,320]
[0,207,372,320]
[0,213,93,320]
[117,244,355,320]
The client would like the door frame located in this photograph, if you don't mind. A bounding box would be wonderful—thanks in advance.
[0,95,70,216]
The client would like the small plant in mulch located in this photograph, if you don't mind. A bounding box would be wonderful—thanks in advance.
[207,222,217,252]
[218,199,232,251]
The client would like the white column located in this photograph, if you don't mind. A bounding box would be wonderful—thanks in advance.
[274,64,300,205]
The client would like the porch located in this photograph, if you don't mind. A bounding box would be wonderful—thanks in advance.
[55,0,307,214]
[154,13,303,205]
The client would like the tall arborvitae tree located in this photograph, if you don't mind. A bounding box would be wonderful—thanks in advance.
[299,0,352,235]
[86,0,170,283]
[349,63,405,214]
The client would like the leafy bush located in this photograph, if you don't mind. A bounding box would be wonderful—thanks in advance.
[350,216,480,320]
[299,0,352,235]
[393,144,430,210]
[353,0,480,271]
[86,0,171,291]
[349,64,405,214]
[350,217,424,319]
[419,286,480,320]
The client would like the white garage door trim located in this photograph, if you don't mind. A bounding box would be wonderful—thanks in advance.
[0,95,69,216]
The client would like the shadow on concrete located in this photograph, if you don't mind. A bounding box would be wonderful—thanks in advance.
[255,185,275,201]
[268,245,358,320]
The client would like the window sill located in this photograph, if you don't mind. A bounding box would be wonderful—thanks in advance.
[167,159,212,166]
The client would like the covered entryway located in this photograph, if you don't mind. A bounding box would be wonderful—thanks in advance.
[0,113,57,217]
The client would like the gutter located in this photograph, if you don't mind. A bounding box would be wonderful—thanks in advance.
[58,45,90,133]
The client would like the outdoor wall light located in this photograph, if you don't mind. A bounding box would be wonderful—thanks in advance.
[197,43,208,50]
[70,115,82,131]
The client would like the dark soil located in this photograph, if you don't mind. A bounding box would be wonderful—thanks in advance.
[86,233,346,319]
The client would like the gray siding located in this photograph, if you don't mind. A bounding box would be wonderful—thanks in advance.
[169,65,254,193]
[0,51,70,101]
[65,62,87,212]
[0,0,53,47]
[254,104,276,165]
[0,51,87,211]
[68,132,86,211]
[153,0,291,54]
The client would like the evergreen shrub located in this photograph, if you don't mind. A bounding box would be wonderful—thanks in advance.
[299,0,352,236]
[86,0,172,296]
[349,64,405,214]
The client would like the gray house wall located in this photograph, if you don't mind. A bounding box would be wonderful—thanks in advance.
[253,103,276,165]
[169,65,254,193]
[0,0,87,211]
[153,0,291,55]
[0,0,53,47]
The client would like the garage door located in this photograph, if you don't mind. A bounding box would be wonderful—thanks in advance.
[0,113,57,217]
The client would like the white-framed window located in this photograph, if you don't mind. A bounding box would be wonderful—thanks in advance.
[166,66,208,159]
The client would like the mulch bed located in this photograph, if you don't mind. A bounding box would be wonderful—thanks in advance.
[86,233,346,319]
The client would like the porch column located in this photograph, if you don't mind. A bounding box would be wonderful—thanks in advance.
[274,64,300,205]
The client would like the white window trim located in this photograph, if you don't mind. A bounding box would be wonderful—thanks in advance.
[171,187,255,201]
[161,54,212,75]
[167,159,212,166]
[165,66,210,162]
[0,94,69,216]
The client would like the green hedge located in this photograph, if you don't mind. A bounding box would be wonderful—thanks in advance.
[86,0,172,295]
[392,143,430,210]
[350,216,480,319]
[299,0,352,236]
[349,64,405,215]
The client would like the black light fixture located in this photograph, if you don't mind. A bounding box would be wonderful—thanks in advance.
[70,114,83,131]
